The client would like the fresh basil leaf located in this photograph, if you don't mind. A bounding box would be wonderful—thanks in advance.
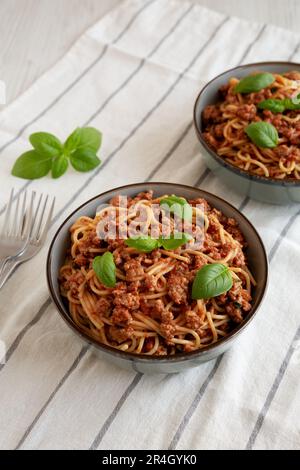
[245,121,278,148]
[64,128,81,152]
[257,99,286,114]
[70,149,101,172]
[160,195,193,221]
[51,154,68,179]
[283,96,300,110]
[11,150,52,179]
[29,132,63,157]
[291,93,300,105]
[93,252,116,288]
[192,263,233,300]
[234,72,275,94]
[258,94,300,113]
[64,127,102,153]
[160,195,187,206]
[125,236,160,253]
[159,233,193,250]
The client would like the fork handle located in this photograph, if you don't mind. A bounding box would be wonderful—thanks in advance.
[0,258,19,289]
[0,257,9,277]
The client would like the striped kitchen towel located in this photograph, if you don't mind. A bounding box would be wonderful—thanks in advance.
[0,0,300,450]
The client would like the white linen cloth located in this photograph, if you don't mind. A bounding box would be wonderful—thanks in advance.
[0,0,300,450]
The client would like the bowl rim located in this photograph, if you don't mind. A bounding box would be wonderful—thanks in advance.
[193,61,300,187]
[46,182,269,363]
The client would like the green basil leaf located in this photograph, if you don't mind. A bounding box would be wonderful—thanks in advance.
[257,99,286,114]
[93,252,116,288]
[234,72,275,94]
[64,127,102,153]
[29,132,63,157]
[159,232,193,250]
[125,236,160,253]
[192,263,233,300]
[258,94,300,113]
[51,154,68,179]
[11,150,52,179]
[282,96,300,110]
[160,195,193,221]
[291,93,300,105]
[70,149,101,172]
[64,128,80,152]
[245,121,278,148]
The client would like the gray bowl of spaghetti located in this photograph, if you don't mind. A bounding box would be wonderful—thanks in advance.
[47,182,268,374]
[194,62,300,205]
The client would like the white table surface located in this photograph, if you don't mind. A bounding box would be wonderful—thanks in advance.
[1,0,299,104]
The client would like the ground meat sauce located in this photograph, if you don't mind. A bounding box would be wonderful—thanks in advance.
[202,71,300,180]
[59,191,254,355]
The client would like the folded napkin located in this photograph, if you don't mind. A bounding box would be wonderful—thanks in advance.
[0,0,300,450]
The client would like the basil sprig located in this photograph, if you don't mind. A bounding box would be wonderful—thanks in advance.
[192,263,233,300]
[93,252,116,288]
[258,94,300,114]
[245,121,279,148]
[125,233,192,252]
[11,127,102,180]
[234,72,275,94]
[160,195,193,221]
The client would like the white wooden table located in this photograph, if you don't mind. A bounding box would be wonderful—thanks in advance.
[0,0,299,104]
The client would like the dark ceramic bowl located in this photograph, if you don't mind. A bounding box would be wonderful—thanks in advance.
[194,62,300,205]
[47,183,268,374]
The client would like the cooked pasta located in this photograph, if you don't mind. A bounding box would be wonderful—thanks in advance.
[202,71,300,180]
[59,191,255,356]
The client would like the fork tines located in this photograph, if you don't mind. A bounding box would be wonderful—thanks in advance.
[1,189,55,243]
[30,193,55,242]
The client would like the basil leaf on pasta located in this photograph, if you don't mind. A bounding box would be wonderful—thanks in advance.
[258,95,300,113]
[93,252,116,288]
[192,263,233,300]
[160,195,192,221]
[245,121,278,148]
[234,72,275,94]
[125,236,160,253]
[292,93,300,105]
[257,99,286,114]
[283,95,300,110]
[159,233,192,250]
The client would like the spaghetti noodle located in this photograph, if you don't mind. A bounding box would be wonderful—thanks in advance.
[59,191,255,356]
[202,71,300,180]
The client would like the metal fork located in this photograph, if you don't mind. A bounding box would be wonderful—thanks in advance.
[0,193,55,289]
[0,189,34,274]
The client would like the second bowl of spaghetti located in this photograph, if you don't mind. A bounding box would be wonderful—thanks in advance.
[47,183,268,373]
[194,62,300,204]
